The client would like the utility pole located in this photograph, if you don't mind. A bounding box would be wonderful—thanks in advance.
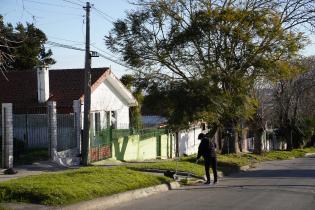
[82,1,91,166]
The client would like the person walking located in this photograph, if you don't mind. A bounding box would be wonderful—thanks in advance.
[196,133,218,184]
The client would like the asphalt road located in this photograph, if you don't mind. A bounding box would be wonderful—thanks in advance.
[112,155,315,210]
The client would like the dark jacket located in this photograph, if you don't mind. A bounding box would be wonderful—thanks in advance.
[197,137,216,160]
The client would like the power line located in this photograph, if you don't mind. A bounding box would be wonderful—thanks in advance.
[23,0,82,10]
[97,52,138,71]
[45,40,138,71]
[62,0,84,7]
[27,7,83,17]
[72,0,86,4]
[21,0,38,25]
[48,36,85,44]
[75,0,85,4]
[92,5,115,23]
[91,44,118,59]
[46,40,85,51]
[92,6,114,20]
[36,16,82,26]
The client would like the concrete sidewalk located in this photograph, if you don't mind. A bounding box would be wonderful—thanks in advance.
[0,161,75,182]
[0,159,125,182]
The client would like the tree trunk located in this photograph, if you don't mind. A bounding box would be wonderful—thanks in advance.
[232,128,241,154]
[175,131,179,157]
[241,127,249,153]
[253,129,263,154]
[229,120,241,154]
[285,126,293,151]
[217,127,223,152]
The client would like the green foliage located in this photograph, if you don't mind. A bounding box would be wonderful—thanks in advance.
[0,205,10,210]
[0,167,170,205]
[303,147,315,153]
[271,57,315,149]
[142,79,223,130]
[131,91,143,129]
[106,0,309,132]
[0,16,55,71]
[120,74,143,129]
[303,117,315,141]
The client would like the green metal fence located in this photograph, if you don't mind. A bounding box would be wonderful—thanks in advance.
[90,128,113,162]
[112,129,132,140]
[138,128,167,140]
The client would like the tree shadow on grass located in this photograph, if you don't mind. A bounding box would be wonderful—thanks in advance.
[217,161,241,175]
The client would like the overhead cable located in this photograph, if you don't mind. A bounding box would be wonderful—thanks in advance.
[45,41,138,71]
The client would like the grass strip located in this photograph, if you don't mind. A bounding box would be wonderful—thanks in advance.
[127,161,205,177]
[0,205,11,210]
[0,166,170,206]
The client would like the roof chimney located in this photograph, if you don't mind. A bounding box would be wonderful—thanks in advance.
[37,66,50,103]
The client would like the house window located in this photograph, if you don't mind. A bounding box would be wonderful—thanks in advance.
[95,112,101,133]
[106,111,110,128]
[104,111,117,128]
[111,111,117,128]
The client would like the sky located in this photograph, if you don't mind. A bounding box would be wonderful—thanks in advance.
[1,0,135,77]
[1,0,315,78]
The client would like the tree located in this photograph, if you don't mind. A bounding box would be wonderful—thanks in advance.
[248,81,275,154]
[106,0,315,153]
[120,74,143,129]
[0,16,55,72]
[272,57,315,149]
[0,15,17,77]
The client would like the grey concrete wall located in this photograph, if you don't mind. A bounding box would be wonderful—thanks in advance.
[47,101,57,160]
[2,103,13,168]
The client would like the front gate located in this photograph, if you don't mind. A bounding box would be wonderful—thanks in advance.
[90,128,112,162]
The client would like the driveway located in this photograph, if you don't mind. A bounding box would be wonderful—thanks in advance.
[112,155,315,210]
[0,161,72,182]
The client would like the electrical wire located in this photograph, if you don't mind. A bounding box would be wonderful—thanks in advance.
[73,0,85,4]
[91,44,119,59]
[21,0,40,25]
[92,5,115,23]
[62,0,84,7]
[45,41,138,71]
[26,7,83,17]
[46,40,85,51]
[23,0,82,10]
[48,36,85,44]
[97,52,138,71]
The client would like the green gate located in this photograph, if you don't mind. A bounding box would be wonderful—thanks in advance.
[90,128,112,162]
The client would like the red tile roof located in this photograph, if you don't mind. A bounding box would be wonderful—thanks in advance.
[0,68,109,113]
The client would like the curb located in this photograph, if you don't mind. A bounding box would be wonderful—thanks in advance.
[305,152,315,157]
[60,182,180,210]
[240,165,250,171]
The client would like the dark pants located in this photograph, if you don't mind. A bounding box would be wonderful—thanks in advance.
[205,157,217,182]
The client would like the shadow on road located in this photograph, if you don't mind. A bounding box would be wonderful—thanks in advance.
[176,184,315,191]
[229,169,315,178]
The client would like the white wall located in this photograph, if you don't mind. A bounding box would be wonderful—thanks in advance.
[90,80,130,129]
[178,126,203,156]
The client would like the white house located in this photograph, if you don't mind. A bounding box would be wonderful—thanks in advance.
[79,68,138,130]
[0,67,137,148]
